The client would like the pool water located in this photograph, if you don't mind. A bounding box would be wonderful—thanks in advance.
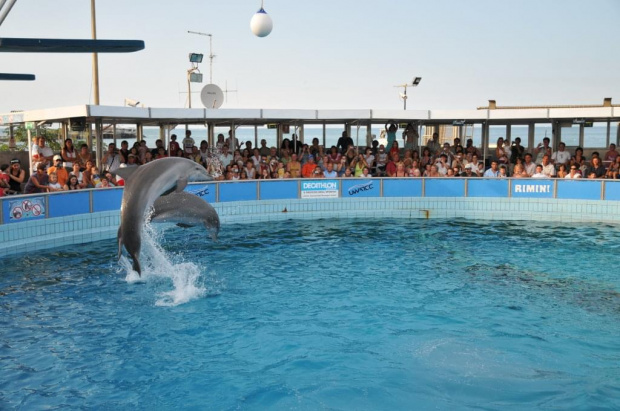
[1,218,619,409]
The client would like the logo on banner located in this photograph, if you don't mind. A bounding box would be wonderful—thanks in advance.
[347,181,374,196]
[301,180,339,199]
[9,197,45,221]
[190,187,210,197]
[513,183,551,193]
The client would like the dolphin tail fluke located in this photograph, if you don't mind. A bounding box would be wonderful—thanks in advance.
[131,254,142,276]
[117,226,123,260]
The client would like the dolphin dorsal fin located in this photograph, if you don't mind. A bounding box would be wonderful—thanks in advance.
[114,167,138,183]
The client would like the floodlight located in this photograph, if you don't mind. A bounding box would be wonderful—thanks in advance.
[412,77,422,86]
[189,53,203,63]
[189,72,203,83]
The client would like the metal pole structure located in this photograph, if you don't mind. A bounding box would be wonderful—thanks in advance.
[0,0,18,27]
[188,31,214,83]
[90,0,100,105]
[404,86,407,110]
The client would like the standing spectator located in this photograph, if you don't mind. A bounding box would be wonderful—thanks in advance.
[496,137,508,164]
[77,143,92,171]
[0,164,10,196]
[465,138,480,158]
[225,129,239,151]
[182,130,195,155]
[402,123,419,151]
[604,143,619,163]
[32,136,54,171]
[119,140,130,162]
[336,131,354,154]
[23,164,49,193]
[510,137,525,164]
[102,143,124,173]
[385,121,398,150]
[61,138,77,169]
[534,137,553,164]
[169,134,180,157]
[427,132,441,156]
[219,145,233,169]
[606,156,620,179]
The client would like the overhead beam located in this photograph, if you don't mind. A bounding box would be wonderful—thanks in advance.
[0,38,145,53]
[0,73,35,80]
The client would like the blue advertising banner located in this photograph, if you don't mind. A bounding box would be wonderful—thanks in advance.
[4,196,46,223]
[604,181,620,201]
[49,192,90,218]
[510,180,554,198]
[219,182,258,202]
[186,183,217,203]
[383,179,423,197]
[425,179,465,197]
[301,180,339,199]
[468,179,509,198]
[260,180,298,200]
[557,180,601,200]
[341,179,380,198]
[92,188,123,212]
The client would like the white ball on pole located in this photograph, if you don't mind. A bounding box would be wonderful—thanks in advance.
[250,7,273,37]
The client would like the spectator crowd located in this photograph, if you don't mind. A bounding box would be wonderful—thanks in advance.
[1,128,620,197]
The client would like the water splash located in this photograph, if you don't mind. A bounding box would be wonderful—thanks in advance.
[119,223,208,306]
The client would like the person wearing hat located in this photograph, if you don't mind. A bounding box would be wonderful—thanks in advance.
[301,155,317,178]
[8,158,26,193]
[47,155,69,186]
[461,163,477,178]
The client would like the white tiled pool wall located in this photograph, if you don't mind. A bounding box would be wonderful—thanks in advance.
[1,197,619,257]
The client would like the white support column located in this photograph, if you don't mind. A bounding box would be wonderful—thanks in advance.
[322,123,326,147]
[527,123,535,152]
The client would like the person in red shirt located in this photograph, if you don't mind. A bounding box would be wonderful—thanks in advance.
[386,153,400,177]
[169,134,180,157]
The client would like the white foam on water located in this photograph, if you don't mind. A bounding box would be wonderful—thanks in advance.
[120,223,207,307]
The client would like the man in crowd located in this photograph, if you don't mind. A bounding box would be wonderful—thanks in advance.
[541,154,556,177]
[483,160,500,177]
[31,136,54,171]
[301,155,317,178]
[182,130,195,156]
[523,153,536,176]
[551,142,571,168]
[47,155,69,186]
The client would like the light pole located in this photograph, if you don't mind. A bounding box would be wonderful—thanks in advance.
[394,77,422,110]
[188,31,214,84]
[186,53,203,109]
[90,0,100,105]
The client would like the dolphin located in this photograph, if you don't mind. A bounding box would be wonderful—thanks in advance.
[115,157,212,275]
[148,191,220,241]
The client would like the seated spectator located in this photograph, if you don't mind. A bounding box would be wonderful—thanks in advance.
[586,157,606,178]
[189,146,203,165]
[23,164,49,193]
[155,146,167,160]
[557,164,568,179]
[471,154,484,176]
[64,175,81,190]
[360,167,372,178]
[523,153,536,177]
[48,155,69,186]
[323,162,338,178]
[90,167,102,187]
[604,143,619,163]
[0,164,10,196]
[531,165,547,178]
[428,165,441,177]
[96,176,113,188]
[8,158,26,193]
[409,166,422,177]
[312,166,324,178]
[137,140,149,164]
[258,168,271,179]
[385,153,399,177]
[565,165,582,179]
[126,154,140,167]
[435,154,449,176]
[328,146,341,163]
[287,153,301,178]
[240,170,249,180]
[541,155,556,177]
[607,156,620,179]
[245,160,256,179]
[169,134,180,157]
[499,165,508,177]
[102,143,124,173]
[343,167,354,177]
[511,163,526,178]
[460,164,477,177]
[394,162,407,177]
[551,142,571,168]
[375,145,388,176]
[483,160,500,177]
[446,168,456,177]
[354,154,368,177]
[48,172,64,191]
[301,155,317,178]
[104,171,119,186]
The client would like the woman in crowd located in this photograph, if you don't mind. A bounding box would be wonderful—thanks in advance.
[353,154,368,177]
[394,162,407,177]
[606,156,620,179]
[496,137,508,164]
[258,168,271,179]
[420,147,433,169]
[64,175,81,191]
[389,140,400,158]
[557,164,568,179]
[61,138,77,169]
[328,146,341,163]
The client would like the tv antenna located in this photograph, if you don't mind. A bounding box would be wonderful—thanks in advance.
[223,81,238,103]
[394,76,422,110]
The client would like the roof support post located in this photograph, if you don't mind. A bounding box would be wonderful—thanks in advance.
[94,120,103,169]
[527,122,535,153]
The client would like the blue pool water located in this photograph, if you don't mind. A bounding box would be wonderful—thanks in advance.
[1,219,619,409]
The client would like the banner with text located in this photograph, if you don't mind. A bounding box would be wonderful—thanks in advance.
[301,180,339,199]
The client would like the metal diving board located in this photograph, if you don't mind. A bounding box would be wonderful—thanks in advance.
[0,38,145,53]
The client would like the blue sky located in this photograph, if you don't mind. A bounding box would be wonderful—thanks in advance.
[1,0,619,113]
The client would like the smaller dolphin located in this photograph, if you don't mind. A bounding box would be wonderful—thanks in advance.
[149,192,220,241]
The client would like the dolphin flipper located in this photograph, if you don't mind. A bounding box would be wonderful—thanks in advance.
[175,177,188,192]
[117,225,123,260]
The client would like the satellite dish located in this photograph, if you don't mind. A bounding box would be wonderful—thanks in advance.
[200,84,224,109]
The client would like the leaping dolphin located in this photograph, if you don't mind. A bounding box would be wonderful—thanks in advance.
[148,191,220,241]
[115,157,212,275]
